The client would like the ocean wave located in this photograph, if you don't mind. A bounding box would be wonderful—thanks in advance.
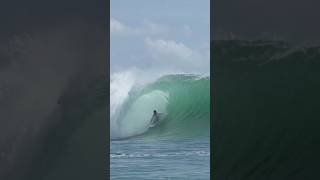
[110,73,210,140]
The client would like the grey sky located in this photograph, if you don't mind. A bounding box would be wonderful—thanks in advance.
[213,0,320,44]
[111,0,210,74]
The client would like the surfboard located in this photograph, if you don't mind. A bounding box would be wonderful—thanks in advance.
[149,113,166,128]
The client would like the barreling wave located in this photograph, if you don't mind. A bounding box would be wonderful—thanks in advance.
[111,73,210,140]
[213,40,320,179]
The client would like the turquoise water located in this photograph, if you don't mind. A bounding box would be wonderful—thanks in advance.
[111,74,210,139]
[110,74,210,179]
[111,138,210,179]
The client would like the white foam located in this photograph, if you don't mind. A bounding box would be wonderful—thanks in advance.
[110,70,136,138]
[110,69,169,139]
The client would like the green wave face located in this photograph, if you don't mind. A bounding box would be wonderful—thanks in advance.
[117,74,210,140]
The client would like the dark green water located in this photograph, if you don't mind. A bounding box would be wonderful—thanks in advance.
[213,40,320,180]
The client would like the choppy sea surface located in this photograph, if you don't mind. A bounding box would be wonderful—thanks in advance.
[110,138,210,180]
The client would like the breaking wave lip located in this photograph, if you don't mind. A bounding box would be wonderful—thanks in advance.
[110,72,210,140]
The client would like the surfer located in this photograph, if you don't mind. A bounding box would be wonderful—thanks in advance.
[151,110,159,124]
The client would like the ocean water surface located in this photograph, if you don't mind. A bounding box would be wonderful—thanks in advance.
[111,138,210,179]
[110,73,210,179]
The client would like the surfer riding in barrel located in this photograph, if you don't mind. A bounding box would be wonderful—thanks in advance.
[151,110,159,124]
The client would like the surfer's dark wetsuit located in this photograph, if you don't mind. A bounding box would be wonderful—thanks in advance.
[151,110,159,124]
